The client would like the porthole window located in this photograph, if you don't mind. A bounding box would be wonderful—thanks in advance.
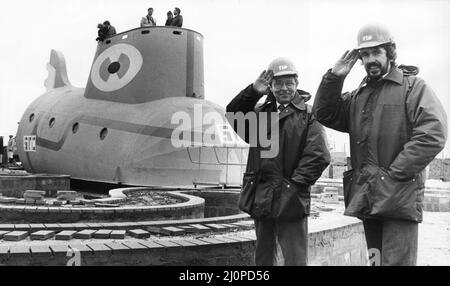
[100,128,108,140]
[29,113,35,122]
[49,117,55,128]
[72,122,79,134]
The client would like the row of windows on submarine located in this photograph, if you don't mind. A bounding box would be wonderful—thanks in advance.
[96,11,184,42]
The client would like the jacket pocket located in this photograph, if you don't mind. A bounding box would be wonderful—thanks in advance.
[238,172,258,214]
[368,168,420,221]
[252,180,274,219]
[276,179,309,219]
[343,169,372,218]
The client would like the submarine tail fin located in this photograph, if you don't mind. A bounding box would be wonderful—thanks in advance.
[44,49,72,91]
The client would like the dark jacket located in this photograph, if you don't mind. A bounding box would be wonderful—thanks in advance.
[171,15,183,27]
[227,84,331,220]
[313,66,448,222]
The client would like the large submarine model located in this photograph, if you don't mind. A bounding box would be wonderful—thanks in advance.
[16,26,247,187]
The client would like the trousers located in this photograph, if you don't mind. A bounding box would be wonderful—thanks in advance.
[254,217,308,266]
[363,218,418,266]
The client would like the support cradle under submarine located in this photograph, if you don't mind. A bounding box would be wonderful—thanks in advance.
[16,26,247,187]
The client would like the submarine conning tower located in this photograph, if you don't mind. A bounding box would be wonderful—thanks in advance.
[85,26,205,104]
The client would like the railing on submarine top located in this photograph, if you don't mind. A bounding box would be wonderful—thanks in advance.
[101,25,204,45]
[186,145,248,188]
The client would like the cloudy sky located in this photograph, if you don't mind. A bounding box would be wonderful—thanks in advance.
[1,0,449,156]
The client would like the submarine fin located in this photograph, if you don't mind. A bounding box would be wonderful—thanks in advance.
[44,49,72,91]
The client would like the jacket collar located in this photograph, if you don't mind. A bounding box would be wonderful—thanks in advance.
[383,66,404,85]
[355,65,404,96]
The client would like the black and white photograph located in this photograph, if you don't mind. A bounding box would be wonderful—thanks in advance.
[0,0,449,270]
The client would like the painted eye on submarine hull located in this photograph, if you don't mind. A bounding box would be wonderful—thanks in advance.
[107,62,121,74]
[90,43,143,92]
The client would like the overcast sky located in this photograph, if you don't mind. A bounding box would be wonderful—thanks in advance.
[1,0,449,156]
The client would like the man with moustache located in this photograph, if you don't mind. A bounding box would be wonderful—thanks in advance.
[313,23,447,265]
[227,58,330,265]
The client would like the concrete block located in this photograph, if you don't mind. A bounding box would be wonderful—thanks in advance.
[9,245,30,256]
[122,241,147,250]
[68,243,93,254]
[74,229,97,239]
[52,200,64,206]
[55,230,77,240]
[14,198,26,204]
[72,223,89,230]
[31,230,55,240]
[127,229,150,239]
[35,200,46,205]
[24,190,45,199]
[0,246,9,259]
[44,224,62,231]
[86,243,112,254]
[14,224,30,231]
[188,224,211,233]
[3,231,29,241]
[50,244,70,256]
[85,223,104,229]
[110,230,126,239]
[80,199,96,205]
[0,197,17,203]
[93,229,112,239]
[104,242,130,254]
[29,224,46,232]
[153,240,180,248]
[146,226,170,235]
[160,226,186,236]
[30,245,52,257]
[57,191,77,201]
[0,230,10,239]
[138,240,165,249]
[0,224,15,230]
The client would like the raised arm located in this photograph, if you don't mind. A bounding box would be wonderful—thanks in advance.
[313,50,359,133]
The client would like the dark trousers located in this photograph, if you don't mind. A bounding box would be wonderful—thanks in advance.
[363,218,418,266]
[254,217,308,266]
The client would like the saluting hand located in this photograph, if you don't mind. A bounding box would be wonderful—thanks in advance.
[331,49,359,77]
[252,70,274,95]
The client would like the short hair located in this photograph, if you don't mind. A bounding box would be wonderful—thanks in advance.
[381,43,397,63]
[174,7,181,13]
[148,7,153,11]
[167,11,173,15]
[103,21,110,26]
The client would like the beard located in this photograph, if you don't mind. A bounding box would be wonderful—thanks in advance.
[365,61,390,81]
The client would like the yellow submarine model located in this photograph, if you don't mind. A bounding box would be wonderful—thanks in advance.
[16,26,247,187]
